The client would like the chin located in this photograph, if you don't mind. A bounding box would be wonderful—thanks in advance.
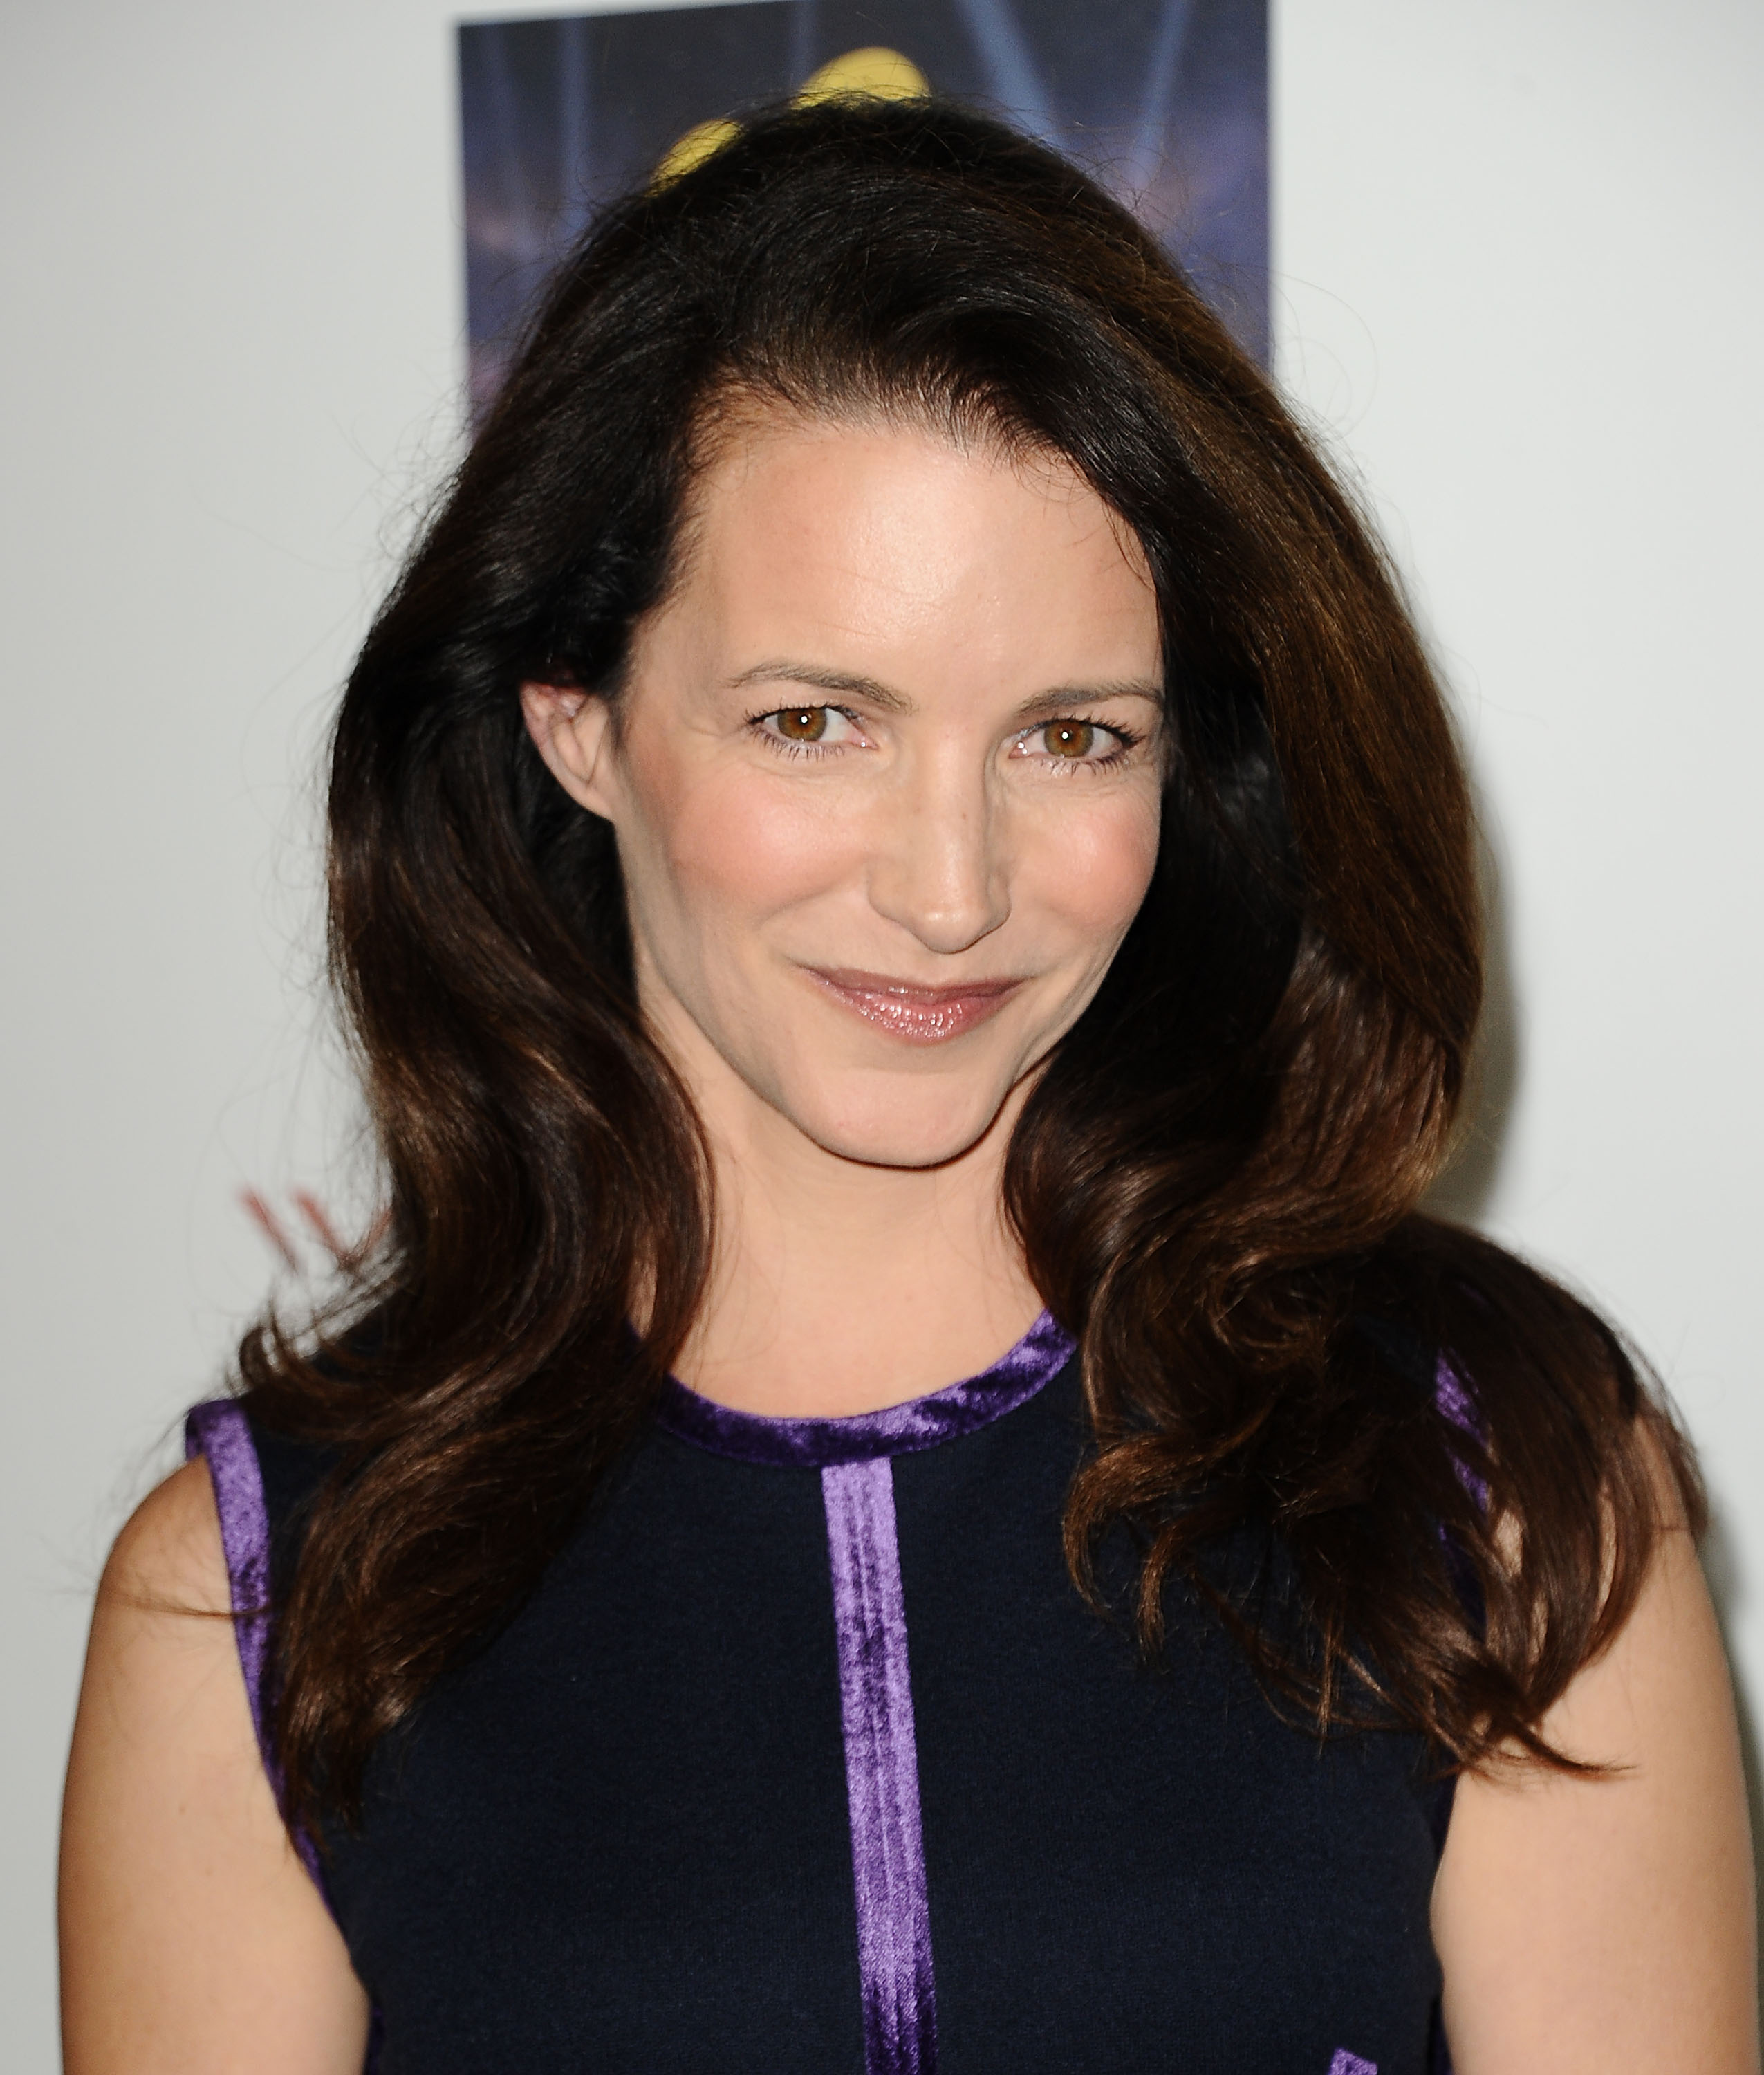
[789,1076,1016,1170]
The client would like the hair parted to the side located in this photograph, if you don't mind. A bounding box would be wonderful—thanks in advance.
[238,95,1702,1831]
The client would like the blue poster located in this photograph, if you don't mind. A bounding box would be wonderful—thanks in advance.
[460,0,1268,416]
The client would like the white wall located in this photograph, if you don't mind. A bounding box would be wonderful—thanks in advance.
[3,1,1758,2061]
[1276,0,1764,1705]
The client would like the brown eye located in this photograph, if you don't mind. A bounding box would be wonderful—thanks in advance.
[774,707,829,742]
[1045,721,1095,759]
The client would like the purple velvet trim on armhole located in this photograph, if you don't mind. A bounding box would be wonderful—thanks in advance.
[1328,2053,1377,2075]
[185,1402,272,1754]
[183,1401,326,1894]
[656,1311,1074,1467]
[822,1457,938,2075]
[1433,1353,1489,1511]
[1427,1354,1479,2075]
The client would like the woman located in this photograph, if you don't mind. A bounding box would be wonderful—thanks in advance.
[59,97,1754,2074]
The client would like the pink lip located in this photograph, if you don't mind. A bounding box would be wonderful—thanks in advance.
[808,967,1024,1045]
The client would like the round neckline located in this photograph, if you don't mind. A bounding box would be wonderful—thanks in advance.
[653,1309,1077,1468]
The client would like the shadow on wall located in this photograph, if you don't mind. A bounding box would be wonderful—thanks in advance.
[1421,789,1520,1230]
[1700,1510,1764,2034]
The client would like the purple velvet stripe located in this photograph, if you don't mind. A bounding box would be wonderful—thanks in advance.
[822,1457,937,2075]
[656,1309,1075,1467]
[183,1400,326,1892]
[1328,2054,1377,2075]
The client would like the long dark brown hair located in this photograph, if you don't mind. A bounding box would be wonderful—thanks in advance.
[239,96,1700,1830]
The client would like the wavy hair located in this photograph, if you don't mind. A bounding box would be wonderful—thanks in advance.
[238,96,1701,1829]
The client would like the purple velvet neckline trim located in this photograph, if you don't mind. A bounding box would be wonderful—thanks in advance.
[653,1309,1076,1468]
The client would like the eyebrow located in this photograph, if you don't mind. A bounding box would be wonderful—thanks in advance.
[1008,681,1164,725]
[726,661,913,711]
[726,661,1164,721]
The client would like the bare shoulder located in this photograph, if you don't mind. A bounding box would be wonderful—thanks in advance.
[100,1456,232,1618]
[1433,1480,1759,2073]
[62,1440,369,2072]
[69,1450,263,1850]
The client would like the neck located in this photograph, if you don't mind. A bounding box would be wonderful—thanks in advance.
[671,1071,1043,1421]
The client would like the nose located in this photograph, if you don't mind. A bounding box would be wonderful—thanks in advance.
[864,746,1011,957]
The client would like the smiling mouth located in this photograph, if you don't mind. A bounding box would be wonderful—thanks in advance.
[808,968,1025,1044]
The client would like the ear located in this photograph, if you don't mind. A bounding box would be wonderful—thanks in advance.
[521,681,620,819]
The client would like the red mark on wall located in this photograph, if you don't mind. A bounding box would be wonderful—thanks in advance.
[238,1189,387,1275]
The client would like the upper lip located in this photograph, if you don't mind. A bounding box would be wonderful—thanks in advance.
[810,967,1025,1000]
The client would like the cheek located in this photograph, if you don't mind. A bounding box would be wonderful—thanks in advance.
[1026,790,1162,944]
[656,767,856,928]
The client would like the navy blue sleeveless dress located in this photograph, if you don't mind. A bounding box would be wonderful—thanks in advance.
[187,1315,1454,2074]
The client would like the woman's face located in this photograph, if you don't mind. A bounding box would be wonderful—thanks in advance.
[526,407,1164,1170]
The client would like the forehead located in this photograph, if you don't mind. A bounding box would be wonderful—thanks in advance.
[665,400,1157,670]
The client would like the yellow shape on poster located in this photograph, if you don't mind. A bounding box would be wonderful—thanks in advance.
[653,47,928,190]
[652,116,743,188]
[793,48,929,106]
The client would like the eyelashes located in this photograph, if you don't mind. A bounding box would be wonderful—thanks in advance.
[748,705,866,756]
[744,705,1144,770]
[1016,718,1144,771]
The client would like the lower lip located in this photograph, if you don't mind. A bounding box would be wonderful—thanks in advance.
[809,971,1022,1045]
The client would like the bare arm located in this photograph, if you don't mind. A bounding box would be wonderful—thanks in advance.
[1433,1493,1758,2072]
[59,1458,370,2074]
